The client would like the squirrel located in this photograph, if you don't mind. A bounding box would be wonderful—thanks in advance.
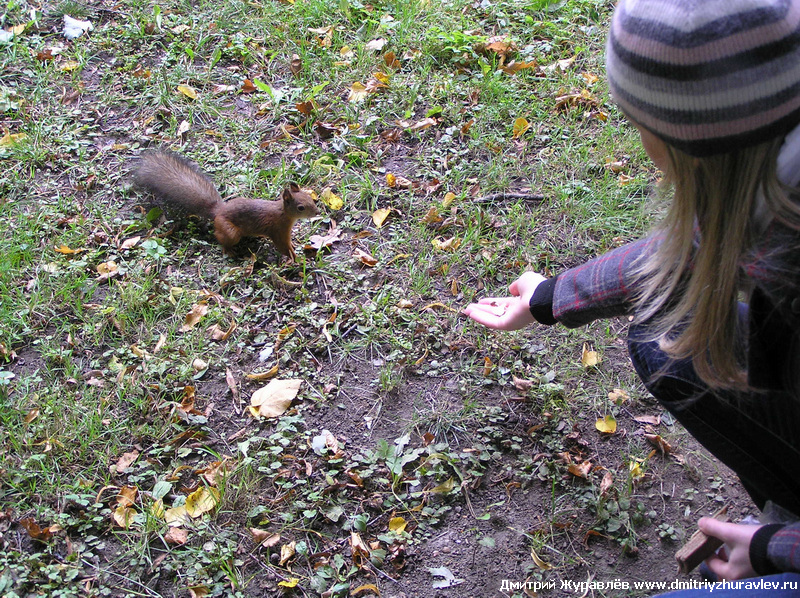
[133,150,318,261]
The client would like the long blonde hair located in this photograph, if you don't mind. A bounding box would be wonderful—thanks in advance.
[634,137,800,392]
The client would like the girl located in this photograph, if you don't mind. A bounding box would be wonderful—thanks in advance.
[464,0,800,590]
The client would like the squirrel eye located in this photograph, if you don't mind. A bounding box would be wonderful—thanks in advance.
[298,206,305,211]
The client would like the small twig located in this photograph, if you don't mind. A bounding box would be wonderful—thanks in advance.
[471,192,545,203]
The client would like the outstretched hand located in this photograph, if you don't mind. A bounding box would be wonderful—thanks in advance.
[462,271,547,331]
[699,518,760,581]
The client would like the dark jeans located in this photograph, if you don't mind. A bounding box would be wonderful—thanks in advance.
[627,323,800,513]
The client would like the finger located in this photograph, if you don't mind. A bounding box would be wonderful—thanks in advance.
[698,517,736,543]
[704,554,731,580]
[463,308,511,329]
[465,303,507,318]
[476,297,516,307]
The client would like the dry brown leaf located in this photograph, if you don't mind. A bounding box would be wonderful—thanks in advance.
[354,248,378,267]
[165,527,189,545]
[645,433,673,455]
[568,460,592,479]
[384,51,400,69]
[289,53,302,75]
[633,414,661,426]
[179,302,209,332]
[600,470,613,496]
[114,450,139,474]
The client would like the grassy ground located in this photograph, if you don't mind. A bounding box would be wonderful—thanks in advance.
[0,0,753,596]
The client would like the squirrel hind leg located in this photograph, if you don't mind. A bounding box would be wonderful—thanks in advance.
[213,216,242,255]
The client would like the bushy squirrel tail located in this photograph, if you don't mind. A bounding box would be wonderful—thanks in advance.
[133,150,222,218]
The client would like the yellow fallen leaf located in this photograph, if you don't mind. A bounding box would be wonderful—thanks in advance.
[595,415,617,434]
[352,584,381,597]
[442,191,457,208]
[185,486,220,518]
[59,60,81,72]
[386,173,397,187]
[430,477,454,494]
[581,343,599,367]
[279,541,296,566]
[388,516,407,533]
[177,84,198,99]
[112,505,137,529]
[512,117,530,139]
[531,547,552,570]
[320,187,343,210]
[348,82,368,103]
[164,505,191,527]
[54,245,84,255]
[278,579,299,588]
[372,207,392,228]
[249,378,302,418]
[431,237,461,252]
[0,132,28,146]
[246,364,280,381]
[608,388,629,404]
[629,459,644,480]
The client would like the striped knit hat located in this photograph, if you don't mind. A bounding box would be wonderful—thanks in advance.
[606,0,800,157]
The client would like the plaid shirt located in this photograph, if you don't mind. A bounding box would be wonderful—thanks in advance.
[548,231,800,574]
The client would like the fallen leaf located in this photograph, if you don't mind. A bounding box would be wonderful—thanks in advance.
[644,433,673,455]
[431,237,461,251]
[384,51,400,69]
[112,504,137,529]
[188,585,209,598]
[608,388,629,404]
[249,378,302,418]
[278,579,299,588]
[365,38,387,51]
[352,584,381,597]
[279,540,296,566]
[354,248,378,267]
[245,364,280,381]
[581,343,599,367]
[289,53,302,75]
[309,187,341,211]
[428,566,464,589]
[512,117,530,139]
[633,414,661,426]
[179,302,209,332]
[595,415,617,434]
[568,460,592,479]
[164,505,191,527]
[114,450,139,474]
[177,84,198,99]
[348,81,369,103]
[600,470,613,496]
[530,546,552,570]
[251,528,281,547]
[372,207,393,228]
[185,486,220,517]
[389,516,407,533]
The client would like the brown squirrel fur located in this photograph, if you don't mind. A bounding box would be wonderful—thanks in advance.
[133,150,318,261]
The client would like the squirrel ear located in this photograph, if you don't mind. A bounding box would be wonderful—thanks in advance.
[288,182,301,193]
